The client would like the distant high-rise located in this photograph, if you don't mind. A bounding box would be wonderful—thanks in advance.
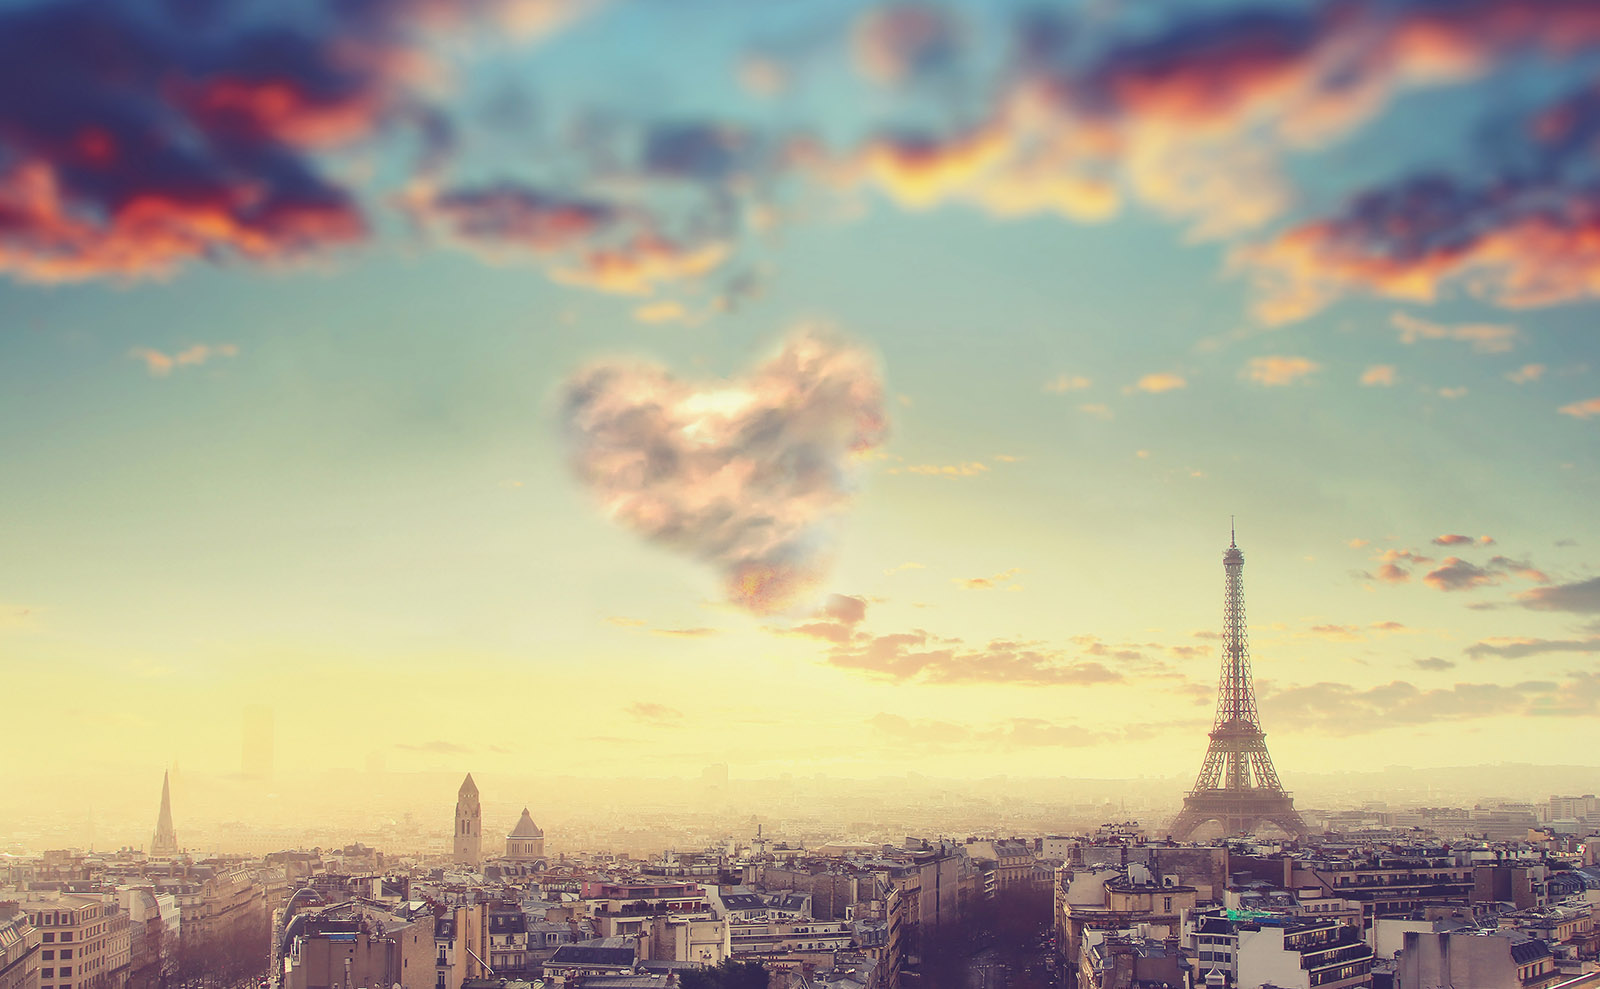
[151,771,178,856]
[453,773,482,867]
[1168,527,1308,840]
[242,705,274,780]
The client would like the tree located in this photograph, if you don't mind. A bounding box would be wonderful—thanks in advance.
[681,958,770,989]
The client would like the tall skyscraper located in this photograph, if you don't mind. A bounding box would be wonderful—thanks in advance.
[453,773,482,867]
[151,770,178,856]
[242,704,274,780]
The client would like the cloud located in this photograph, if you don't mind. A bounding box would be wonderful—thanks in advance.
[894,461,990,477]
[1390,313,1519,353]
[606,616,647,627]
[634,301,698,325]
[1236,77,1600,322]
[1466,636,1600,660]
[1079,403,1114,419]
[824,629,1125,687]
[1559,397,1600,419]
[1262,675,1600,735]
[1128,372,1187,394]
[785,593,872,643]
[869,712,1177,751]
[1423,555,1549,592]
[1366,547,1433,584]
[1432,534,1483,546]
[1508,364,1546,384]
[1306,623,1361,641]
[852,4,965,86]
[1438,386,1468,399]
[837,0,1600,245]
[651,626,717,638]
[1412,657,1455,671]
[401,182,621,256]
[626,702,684,725]
[395,740,473,754]
[1518,576,1600,613]
[955,569,1020,591]
[129,343,239,376]
[1045,374,1092,393]
[1243,355,1319,386]
[1360,365,1397,387]
[561,327,887,614]
[1370,620,1407,632]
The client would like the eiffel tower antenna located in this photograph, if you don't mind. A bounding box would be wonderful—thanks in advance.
[1168,527,1308,840]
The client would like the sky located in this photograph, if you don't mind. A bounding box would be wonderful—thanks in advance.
[2,0,1600,802]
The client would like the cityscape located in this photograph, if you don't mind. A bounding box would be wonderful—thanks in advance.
[3,1,1600,989]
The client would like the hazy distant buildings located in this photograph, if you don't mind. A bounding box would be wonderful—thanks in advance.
[453,774,481,868]
[150,772,177,858]
[242,706,274,780]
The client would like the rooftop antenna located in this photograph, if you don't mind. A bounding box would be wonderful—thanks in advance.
[1230,515,1236,548]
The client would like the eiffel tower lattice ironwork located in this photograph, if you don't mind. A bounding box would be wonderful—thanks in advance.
[1168,526,1308,840]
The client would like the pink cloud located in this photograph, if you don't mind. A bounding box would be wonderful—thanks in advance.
[561,328,887,614]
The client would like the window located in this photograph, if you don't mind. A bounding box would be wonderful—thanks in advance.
[44,951,54,961]
[44,933,54,943]
[60,949,71,959]
[61,933,72,942]
[43,969,54,978]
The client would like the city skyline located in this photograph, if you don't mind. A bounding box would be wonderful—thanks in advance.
[3,0,1599,796]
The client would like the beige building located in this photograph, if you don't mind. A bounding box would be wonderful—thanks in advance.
[24,894,110,989]
[1055,869,1198,966]
[1,909,42,989]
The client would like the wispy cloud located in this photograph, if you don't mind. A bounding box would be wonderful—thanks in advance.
[1127,372,1187,394]
[129,344,239,376]
[955,568,1021,591]
[1045,374,1092,393]
[1559,397,1600,420]
[1243,355,1319,386]
[1360,365,1397,387]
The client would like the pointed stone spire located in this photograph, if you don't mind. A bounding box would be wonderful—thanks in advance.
[151,770,178,856]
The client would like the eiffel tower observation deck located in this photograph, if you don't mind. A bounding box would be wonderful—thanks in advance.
[1168,526,1309,840]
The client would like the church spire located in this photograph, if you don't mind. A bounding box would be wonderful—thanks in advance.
[151,770,178,856]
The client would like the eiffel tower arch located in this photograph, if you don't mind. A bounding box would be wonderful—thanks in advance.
[1169,527,1309,841]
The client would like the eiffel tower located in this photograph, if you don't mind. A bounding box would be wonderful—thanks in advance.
[1168,526,1308,840]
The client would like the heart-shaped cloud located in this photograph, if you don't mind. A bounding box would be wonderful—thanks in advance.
[561,328,887,613]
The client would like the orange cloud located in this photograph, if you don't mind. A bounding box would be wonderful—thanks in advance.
[1360,364,1397,386]
[1243,355,1319,386]
[1128,372,1187,394]
[1559,397,1600,419]
[1507,364,1546,384]
[129,343,239,376]
[955,569,1021,591]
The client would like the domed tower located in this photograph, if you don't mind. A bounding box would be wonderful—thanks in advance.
[453,773,481,867]
[506,808,546,865]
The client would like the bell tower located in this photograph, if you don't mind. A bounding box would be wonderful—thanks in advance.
[453,773,481,867]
